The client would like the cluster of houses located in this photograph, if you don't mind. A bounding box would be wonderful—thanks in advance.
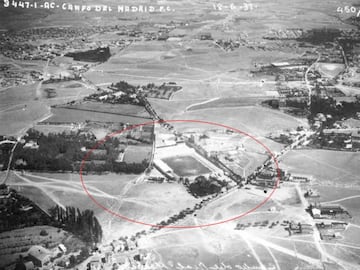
[250,168,311,187]
[277,85,308,98]
[319,128,360,150]
[310,204,351,220]
[317,42,345,64]
[13,244,68,270]
[0,66,42,88]
[85,238,154,270]
[0,25,126,61]
[263,28,305,40]
[316,221,348,240]
[214,39,242,51]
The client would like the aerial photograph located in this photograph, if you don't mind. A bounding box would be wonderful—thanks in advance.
[0,0,359,269]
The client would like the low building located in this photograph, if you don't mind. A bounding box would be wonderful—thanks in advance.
[153,159,175,180]
[88,256,102,270]
[316,221,347,231]
[271,62,290,67]
[311,204,350,219]
[311,207,321,218]
[23,140,39,150]
[27,246,51,267]
[320,231,341,240]
[288,222,313,235]
[199,32,212,40]
[289,173,313,182]
[251,169,280,187]
[58,244,67,253]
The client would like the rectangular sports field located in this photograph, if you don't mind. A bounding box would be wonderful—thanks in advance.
[162,155,211,177]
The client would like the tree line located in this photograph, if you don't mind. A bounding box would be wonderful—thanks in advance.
[49,205,102,244]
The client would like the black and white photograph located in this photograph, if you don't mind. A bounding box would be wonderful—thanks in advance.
[0,0,360,269]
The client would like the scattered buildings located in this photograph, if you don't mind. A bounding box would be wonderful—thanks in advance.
[320,128,360,150]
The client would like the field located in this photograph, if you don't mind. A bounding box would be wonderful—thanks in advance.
[281,150,360,224]
[162,155,211,177]
[0,83,50,136]
[6,171,201,241]
[153,106,307,138]
[43,107,150,124]
[123,145,152,163]
[39,80,96,106]
[0,57,95,136]
[315,63,346,78]
[187,96,271,111]
[280,148,360,263]
[138,187,323,270]
[281,149,360,187]
[60,101,151,118]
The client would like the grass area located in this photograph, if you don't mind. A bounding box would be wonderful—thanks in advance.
[315,186,360,203]
[0,99,49,136]
[61,101,150,118]
[339,198,360,225]
[40,81,95,106]
[187,97,269,111]
[123,145,152,163]
[195,189,277,223]
[167,107,305,137]
[281,150,360,186]
[10,185,56,214]
[162,155,211,177]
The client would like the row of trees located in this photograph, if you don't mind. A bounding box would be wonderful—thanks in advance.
[78,160,148,174]
[49,206,102,244]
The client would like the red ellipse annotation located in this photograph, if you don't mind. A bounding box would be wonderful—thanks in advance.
[80,119,281,229]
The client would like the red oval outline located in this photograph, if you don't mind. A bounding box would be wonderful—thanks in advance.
[80,119,280,228]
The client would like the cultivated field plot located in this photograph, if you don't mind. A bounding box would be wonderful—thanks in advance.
[43,107,150,124]
[187,97,270,111]
[162,155,211,177]
[59,101,151,118]
[0,84,50,136]
[123,145,152,163]
[33,123,80,135]
[40,81,95,106]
